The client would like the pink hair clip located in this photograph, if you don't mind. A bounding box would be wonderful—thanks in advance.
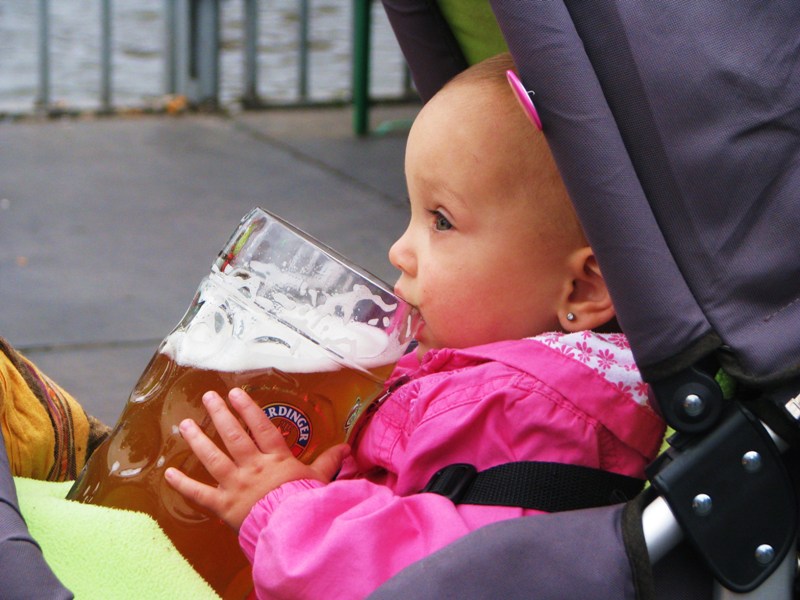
[506,70,543,131]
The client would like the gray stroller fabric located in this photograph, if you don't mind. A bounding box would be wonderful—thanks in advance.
[498,1,800,385]
[368,499,713,600]
[380,0,468,103]
[368,503,641,600]
[0,428,73,599]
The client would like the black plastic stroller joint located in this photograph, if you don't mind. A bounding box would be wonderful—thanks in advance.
[646,401,797,593]
[650,364,725,436]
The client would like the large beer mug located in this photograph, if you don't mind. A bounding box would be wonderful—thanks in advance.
[67,208,420,599]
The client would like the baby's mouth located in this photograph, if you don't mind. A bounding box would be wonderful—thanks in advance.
[394,290,419,316]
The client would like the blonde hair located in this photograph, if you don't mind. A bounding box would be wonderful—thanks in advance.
[446,52,519,89]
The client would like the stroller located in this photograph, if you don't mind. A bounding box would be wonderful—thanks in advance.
[2,2,797,598]
[371,1,800,599]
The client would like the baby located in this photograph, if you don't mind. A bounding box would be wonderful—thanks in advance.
[166,53,665,599]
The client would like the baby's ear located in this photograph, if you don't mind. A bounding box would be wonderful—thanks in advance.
[558,247,616,332]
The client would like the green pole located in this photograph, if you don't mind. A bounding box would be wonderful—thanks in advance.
[352,0,371,136]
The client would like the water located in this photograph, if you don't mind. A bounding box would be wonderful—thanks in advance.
[0,0,407,114]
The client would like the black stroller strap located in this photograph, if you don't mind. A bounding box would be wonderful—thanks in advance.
[422,462,645,512]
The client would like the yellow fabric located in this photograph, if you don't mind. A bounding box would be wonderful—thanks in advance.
[0,341,91,480]
[436,0,508,65]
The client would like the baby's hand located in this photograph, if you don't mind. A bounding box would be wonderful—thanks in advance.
[164,387,349,531]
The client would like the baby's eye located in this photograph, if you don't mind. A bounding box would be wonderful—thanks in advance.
[431,210,453,231]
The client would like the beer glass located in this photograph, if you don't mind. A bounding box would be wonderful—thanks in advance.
[67,208,420,599]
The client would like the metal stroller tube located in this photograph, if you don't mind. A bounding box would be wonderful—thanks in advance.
[642,496,681,564]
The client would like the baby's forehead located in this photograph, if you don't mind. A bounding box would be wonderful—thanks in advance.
[416,78,558,172]
[422,86,524,146]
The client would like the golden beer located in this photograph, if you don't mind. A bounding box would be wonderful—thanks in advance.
[67,347,395,598]
[67,209,419,599]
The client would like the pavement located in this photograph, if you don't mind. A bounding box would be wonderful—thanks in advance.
[0,102,421,427]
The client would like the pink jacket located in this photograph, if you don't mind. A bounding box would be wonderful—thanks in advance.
[239,332,665,599]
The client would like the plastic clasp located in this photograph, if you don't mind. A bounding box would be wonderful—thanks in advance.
[421,463,478,503]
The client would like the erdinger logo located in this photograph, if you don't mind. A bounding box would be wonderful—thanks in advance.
[262,404,311,458]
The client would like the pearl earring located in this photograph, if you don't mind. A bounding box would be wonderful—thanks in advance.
[566,312,576,322]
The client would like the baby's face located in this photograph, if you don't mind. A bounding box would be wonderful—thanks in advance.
[389,85,581,357]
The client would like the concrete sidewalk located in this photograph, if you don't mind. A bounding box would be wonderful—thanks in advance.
[0,103,420,426]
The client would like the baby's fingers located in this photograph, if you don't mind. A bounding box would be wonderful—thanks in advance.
[227,388,293,456]
[178,416,235,484]
[164,466,222,515]
[310,443,351,483]
[202,390,264,463]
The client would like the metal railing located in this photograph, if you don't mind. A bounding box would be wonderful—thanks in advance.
[15,0,416,133]
[34,0,114,113]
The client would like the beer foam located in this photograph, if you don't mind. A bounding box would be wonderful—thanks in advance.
[161,273,398,374]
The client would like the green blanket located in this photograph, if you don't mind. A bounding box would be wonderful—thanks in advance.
[437,0,508,65]
[15,477,219,599]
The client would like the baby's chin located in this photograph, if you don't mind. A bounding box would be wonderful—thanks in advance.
[411,332,436,359]
[414,343,430,360]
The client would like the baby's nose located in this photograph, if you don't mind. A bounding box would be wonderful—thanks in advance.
[388,230,415,276]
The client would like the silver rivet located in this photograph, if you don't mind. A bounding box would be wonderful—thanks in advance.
[742,451,762,473]
[683,394,704,417]
[692,493,713,516]
[755,544,775,565]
